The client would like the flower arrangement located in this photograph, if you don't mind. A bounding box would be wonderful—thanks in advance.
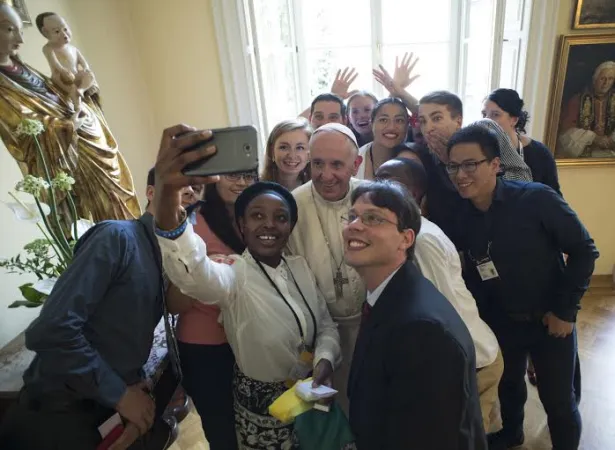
[1,119,93,308]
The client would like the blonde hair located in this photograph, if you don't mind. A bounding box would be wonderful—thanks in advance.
[261,118,313,184]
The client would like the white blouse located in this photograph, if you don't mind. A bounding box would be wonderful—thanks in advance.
[157,223,341,383]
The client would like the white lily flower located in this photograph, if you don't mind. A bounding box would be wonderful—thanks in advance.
[70,218,95,240]
[32,278,57,296]
[5,201,51,223]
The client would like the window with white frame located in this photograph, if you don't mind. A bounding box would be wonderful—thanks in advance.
[214,0,533,140]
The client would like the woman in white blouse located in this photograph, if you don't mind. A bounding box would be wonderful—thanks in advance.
[154,140,341,450]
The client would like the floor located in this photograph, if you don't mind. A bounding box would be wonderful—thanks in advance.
[170,277,615,450]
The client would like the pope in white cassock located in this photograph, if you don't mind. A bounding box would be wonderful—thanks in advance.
[287,123,365,414]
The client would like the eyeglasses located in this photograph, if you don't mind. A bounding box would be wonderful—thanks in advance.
[224,172,258,182]
[445,159,488,175]
[341,212,398,227]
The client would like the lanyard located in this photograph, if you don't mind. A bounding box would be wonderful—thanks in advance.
[253,255,318,350]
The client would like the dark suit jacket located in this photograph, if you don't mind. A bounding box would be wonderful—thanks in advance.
[348,261,486,450]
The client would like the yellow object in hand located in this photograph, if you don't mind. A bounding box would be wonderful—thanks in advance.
[269,378,313,424]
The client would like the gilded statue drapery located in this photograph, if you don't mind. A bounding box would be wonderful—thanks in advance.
[0,57,141,227]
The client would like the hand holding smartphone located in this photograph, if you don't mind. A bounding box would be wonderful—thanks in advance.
[181,125,259,177]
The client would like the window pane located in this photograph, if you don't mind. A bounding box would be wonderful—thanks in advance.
[382,0,452,44]
[499,40,520,89]
[382,43,451,98]
[462,0,496,122]
[299,0,371,48]
[259,51,300,131]
[305,47,374,99]
[252,0,293,50]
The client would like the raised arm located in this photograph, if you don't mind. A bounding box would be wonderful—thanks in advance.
[24,223,131,408]
[157,222,236,306]
[298,67,358,119]
[154,124,238,305]
[373,53,420,116]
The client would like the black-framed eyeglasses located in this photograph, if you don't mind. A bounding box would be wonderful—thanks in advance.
[224,172,258,182]
[445,159,488,175]
[341,212,398,227]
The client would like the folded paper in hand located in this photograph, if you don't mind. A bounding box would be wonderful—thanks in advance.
[295,381,338,402]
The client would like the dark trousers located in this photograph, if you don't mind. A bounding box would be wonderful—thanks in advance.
[0,390,172,450]
[488,313,581,450]
[0,391,111,449]
[178,341,237,450]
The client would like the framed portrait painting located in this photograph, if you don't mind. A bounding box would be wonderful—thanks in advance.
[545,34,615,166]
[7,0,31,25]
[573,0,615,29]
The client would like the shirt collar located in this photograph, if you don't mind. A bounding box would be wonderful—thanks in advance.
[366,265,402,307]
[311,181,352,209]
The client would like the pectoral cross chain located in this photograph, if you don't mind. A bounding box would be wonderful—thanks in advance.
[333,268,349,299]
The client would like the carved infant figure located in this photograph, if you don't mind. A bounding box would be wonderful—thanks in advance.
[36,12,96,113]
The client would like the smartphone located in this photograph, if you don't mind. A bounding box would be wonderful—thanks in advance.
[182,125,259,177]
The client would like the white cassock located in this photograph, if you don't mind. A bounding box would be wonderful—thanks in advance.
[288,178,366,414]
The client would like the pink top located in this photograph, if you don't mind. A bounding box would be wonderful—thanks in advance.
[176,213,235,345]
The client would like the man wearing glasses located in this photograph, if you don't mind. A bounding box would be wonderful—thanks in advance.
[446,125,598,450]
[343,179,486,450]
[416,91,531,239]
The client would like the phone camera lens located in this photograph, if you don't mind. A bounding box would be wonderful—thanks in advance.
[244,144,251,152]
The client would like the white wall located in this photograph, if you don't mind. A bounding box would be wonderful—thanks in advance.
[0,0,157,348]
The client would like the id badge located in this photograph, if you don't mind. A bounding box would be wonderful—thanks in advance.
[477,260,499,281]
[288,348,314,384]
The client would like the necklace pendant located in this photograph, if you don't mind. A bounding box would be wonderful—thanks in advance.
[333,267,349,299]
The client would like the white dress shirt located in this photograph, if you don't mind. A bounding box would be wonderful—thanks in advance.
[414,217,500,368]
[157,223,341,383]
[366,266,402,307]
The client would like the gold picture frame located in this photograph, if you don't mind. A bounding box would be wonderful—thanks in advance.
[545,34,615,167]
[573,0,615,29]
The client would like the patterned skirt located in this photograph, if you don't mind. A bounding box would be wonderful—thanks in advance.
[233,367,298,450]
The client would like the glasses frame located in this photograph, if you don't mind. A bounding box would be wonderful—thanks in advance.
[341,211,399,228]
[445,158,489,175]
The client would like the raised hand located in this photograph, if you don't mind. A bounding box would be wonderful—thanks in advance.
[331,67,359,99]
[154,124,219,230]
[394,52,420,89]
[373,64,402,97]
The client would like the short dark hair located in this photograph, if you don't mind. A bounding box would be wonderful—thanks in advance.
[351,180,422,259]
[147,167,156,187]
[310,93,346,117]
[447,125,501,160]
[35,12,56,33]
[486,88,530,133]
[391,157,428,202]
[419,90,463,118]
[392,142,419,158]
[370,97,409,123]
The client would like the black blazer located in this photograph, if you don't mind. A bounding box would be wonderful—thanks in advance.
[348,262,486,450]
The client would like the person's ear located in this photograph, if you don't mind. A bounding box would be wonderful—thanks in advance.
[145,186,155,204]
[238,216,246,237]
[400,228,416,253]
[352,154,363,176]
[490,157,501,174]
[454,114,463,128]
